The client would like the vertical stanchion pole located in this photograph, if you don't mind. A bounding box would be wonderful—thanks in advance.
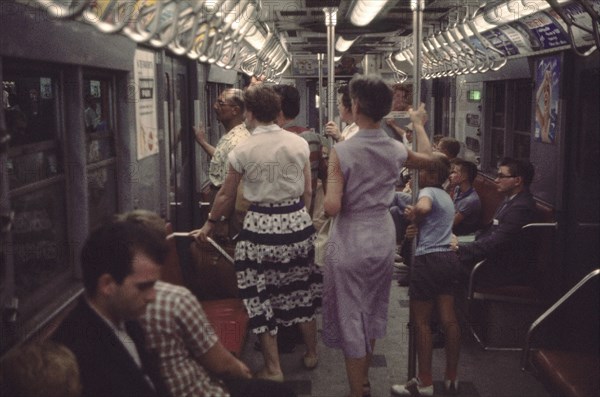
[323,7,337,148]
[408,0,425,381]
[317,53,325,134]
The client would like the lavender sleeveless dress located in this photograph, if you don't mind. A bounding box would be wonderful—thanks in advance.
[322,129,407,358]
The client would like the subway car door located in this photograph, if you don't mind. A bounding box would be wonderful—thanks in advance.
[164,57,194,232]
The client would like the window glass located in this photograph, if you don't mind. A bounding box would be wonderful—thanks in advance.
[11,185,69,302]
[3,76,57,146]
[83,79,111,133]
[7,143,61,189]
[513,81,532,132]
[5,70,61,190]
[84,75,117,229]
[84,78,114,164]
[88,164,118,231]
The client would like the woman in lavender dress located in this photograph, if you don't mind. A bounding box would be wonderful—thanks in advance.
[323,75,433,397]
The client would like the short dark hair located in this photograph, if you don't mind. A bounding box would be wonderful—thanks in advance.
[424,153,451,186]
[337,84,351,111]
[455,159,478,184]
[499,157,535,186]
[243,84,281,123]
[272,84,300,119]
[438,137,460,159]
[349,75,393,122]
[81,217,168,296]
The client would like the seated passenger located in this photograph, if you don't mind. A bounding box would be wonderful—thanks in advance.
[0,341,81,397]
[437,137,460,160]
[120,210,296,397]
[142,281,296,397]
[454,158,537,288]
[449,159,481,235]
[53,218,170,397]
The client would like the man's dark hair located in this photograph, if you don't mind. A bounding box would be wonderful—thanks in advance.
[337,84,351,111]
[499,157,535,186]
[243,84,281,123]
[456,159,478,184]
[272,84,300,119]
[439,137,460,159]
[349,75,393,122]
[81,217,168,296]
[426,152,451,186]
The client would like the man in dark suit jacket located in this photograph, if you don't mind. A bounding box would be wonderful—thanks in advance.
[54,218,170,397]
[456,158,536,287]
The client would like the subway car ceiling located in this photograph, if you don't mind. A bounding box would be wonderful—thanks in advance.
[19,0,600,80]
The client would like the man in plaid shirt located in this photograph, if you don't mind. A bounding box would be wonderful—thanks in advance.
[140,281,296,396]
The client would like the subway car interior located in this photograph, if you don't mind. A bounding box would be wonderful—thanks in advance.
[1,0,599,396]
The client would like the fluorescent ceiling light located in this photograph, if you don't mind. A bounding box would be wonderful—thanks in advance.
[350,0,389,27]
[335,36,358,52]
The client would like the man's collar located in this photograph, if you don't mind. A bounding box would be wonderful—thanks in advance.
[85,296,125,331]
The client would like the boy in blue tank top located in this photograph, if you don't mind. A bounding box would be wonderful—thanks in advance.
[392,154,461,396]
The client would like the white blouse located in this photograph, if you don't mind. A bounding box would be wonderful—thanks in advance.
[228,124,310,203]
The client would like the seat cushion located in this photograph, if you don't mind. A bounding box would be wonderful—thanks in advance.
[532,349,600,397]
[201,299,249,357]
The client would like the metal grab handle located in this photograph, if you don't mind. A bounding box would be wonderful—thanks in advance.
[466,15,507,71]
[35,0,90,18]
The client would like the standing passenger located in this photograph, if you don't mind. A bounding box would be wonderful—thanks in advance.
[273,84,327,217]
[195,88,250,237]
[325,84,359,142]
[193,84,321,382]
[391,154,461,396]
[322,75,433,397]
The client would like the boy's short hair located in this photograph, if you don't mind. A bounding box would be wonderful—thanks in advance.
[272,84,301,119]
[455,159,478,184]
[427,152,451,186]
[438,137,460,159]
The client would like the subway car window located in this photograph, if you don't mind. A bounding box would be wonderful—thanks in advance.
[4,63,69,310]
[83,75,117,230]
[487,79,532,170]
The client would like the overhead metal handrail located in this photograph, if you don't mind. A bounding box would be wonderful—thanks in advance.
[36,0,88,18]
[466,7,507,71]
[31,0,291,80]
[457,12,490,73]
[82,0,138,34]
[546,0,599,56]
[385,53,408,83]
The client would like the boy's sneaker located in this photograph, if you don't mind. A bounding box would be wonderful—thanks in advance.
[391,377,434,396]
[444,379,459,395]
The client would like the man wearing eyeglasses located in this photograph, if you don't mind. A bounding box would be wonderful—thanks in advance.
[454,157,536,288]
[195,88,250,238]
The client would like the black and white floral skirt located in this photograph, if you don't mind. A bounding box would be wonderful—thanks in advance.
[235,198,322,335]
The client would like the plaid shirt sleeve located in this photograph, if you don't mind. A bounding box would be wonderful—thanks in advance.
[174,287,219,360]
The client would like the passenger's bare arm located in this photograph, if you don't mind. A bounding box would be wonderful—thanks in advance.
[303,161,312,212]
[191,165,241,242]
[198,341,252,379]
[323,148,344,217]
[405,104,433,168]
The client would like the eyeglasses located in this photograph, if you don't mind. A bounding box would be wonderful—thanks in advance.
[496,173,516,179]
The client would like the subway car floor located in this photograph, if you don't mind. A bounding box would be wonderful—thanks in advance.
[239,274,551,397]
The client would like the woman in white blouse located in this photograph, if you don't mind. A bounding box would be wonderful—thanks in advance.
[194,84,321,382]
